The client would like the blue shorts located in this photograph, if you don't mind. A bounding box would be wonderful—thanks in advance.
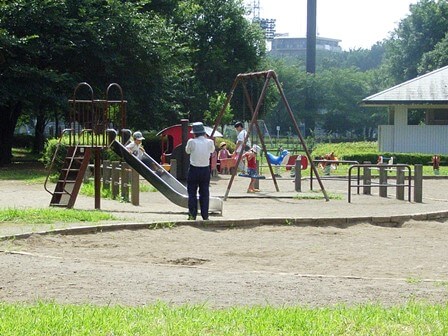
[247,168,257,177]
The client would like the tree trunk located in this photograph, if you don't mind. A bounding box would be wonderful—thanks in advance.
[54,110,60,137]
[0,102,22,166]
[33,105,47,154]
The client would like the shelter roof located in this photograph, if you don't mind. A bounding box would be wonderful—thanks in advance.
[361,65,448,107]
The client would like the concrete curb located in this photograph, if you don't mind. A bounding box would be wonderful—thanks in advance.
[2,210,448,241]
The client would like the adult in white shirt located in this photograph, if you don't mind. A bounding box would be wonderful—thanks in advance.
[185,122,216,220]
[234,121,250,173]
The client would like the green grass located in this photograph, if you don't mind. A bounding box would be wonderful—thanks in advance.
[312,141,378,157]
[11,147,41,161]
[0,162,47,183]
[0,301,447,335]
[294,191,343,200]
[0,208,115,224]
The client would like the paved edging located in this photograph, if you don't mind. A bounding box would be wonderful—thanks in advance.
[1,210,448,241]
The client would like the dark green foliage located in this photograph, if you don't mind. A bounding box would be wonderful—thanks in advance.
[214,138,235,153]
[384,0,448,82]
[141,131,162,161]
[101,148,120,162]
[12,134,34,149]
[0,0,265,165]
[40,138,68,173]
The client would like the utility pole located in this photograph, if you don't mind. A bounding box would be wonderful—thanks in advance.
[305,0,317,136]
[306,0,317,74]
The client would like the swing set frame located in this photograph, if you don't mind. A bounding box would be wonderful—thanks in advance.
[210,70,329,201]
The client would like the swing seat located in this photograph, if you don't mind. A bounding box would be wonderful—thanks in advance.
[238,173,266,179]
[285,155,308,170]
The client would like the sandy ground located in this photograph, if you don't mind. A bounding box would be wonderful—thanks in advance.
[1,221,448,308]
[1,165,448,308]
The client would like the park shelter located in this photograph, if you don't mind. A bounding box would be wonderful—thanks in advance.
[361,65,448,154]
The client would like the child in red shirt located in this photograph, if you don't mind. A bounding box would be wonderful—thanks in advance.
[243,145,261,193]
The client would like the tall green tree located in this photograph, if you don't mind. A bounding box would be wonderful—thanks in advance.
[0,0,191,164]
[384,0,448,82]
[418,32,448,72]
[172,0,266,121]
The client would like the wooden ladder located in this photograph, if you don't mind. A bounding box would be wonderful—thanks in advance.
[49,146,91,208]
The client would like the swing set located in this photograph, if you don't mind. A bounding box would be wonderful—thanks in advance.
[210,70,329,201]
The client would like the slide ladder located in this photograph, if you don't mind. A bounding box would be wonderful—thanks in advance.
[46,145,91,208]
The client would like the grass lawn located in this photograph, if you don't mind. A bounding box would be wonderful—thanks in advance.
[0,301,447,335]
[0,208,115,224]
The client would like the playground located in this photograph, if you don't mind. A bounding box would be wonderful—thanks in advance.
[1,74,448,308]
[1,173,448,308]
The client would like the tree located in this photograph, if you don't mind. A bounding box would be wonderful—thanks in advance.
[0,0,73,165]
[203,91,233,130]
[317,68,371,135]
[419,32,448,72]
[384,0,448,82]
[172,0,266,121]
[1,0,266,165]
[0,0,191,164]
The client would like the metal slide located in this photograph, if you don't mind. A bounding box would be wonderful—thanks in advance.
[109,138,223,214]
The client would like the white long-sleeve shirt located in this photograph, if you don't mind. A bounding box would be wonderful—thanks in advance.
[185,136,215,167]
[125,141,144,159]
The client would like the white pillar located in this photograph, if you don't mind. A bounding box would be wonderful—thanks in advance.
[394,105,408,126]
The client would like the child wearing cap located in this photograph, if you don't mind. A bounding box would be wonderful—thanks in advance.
[242,145,261,193]
[126,131,145,159]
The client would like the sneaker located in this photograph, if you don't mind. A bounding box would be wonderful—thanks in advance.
[247,189,255,193]
[253,189,260,192]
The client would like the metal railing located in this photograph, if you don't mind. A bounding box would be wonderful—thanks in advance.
[348,164,412,203]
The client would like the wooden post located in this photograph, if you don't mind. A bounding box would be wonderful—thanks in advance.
[294,156,302,192]
[379,165,387,198]
[396,166,405,200]
[121,162,130,202]
[180,119,189,180]
[94,148,101,209]
[131,168,139,206]
[362,162,371,195]
[414,164,423,203]
[254,159,260,190]
[103,160,111,190]
[111,161,120,199]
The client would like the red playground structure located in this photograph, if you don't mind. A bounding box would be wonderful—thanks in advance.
[157,119,222,179]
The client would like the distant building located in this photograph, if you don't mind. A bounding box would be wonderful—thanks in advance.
[361,64,448,154]
[270,36,342,57]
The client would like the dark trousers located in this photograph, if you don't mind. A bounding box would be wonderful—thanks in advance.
[187,165,211,220]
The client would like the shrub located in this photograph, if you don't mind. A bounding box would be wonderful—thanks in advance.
[214,138,235,152]
[142,131,162,161]
[40,138,68,173]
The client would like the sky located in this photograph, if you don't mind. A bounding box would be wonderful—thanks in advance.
[247,0,420,50]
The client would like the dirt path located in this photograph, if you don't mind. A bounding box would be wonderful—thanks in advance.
[1,221,448,308]
[1,167,448,308]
